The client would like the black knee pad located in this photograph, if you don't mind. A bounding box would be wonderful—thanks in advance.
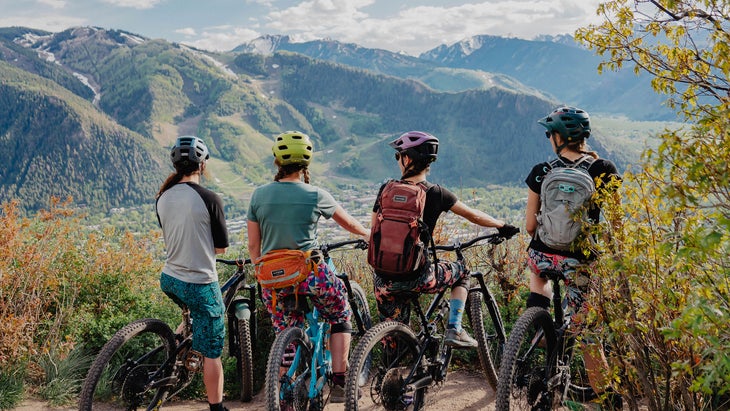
[331,321,352,334]
[526,292,551,309]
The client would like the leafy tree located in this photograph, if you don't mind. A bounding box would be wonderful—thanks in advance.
[576,1,730,409]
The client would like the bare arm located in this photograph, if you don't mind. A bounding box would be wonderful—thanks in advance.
[246,220,262,261]
[332,205,370,242]
[215,247,227,255]
[449,200,505,228]
[525,189,540,238]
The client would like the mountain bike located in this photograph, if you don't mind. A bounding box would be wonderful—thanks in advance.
[344,231,516,410]
[265,239,373,411]
[79,257,258,410]
[495,268,597,410]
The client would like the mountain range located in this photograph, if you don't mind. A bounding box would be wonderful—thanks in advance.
[0,26,662,213]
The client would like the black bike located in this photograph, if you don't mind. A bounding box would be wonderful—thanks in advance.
[344,231,515,410]
[495,268,597,410]
[79,257,258,410]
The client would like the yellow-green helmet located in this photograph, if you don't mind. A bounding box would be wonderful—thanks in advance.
[272,131,313,165]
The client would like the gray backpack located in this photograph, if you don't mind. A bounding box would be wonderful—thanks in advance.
[536,156,596,250]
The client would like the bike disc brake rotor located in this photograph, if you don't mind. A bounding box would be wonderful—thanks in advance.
[379,367,411,411]
[118,364,155,406]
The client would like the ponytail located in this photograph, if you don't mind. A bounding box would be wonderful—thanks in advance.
[156,162,201,198]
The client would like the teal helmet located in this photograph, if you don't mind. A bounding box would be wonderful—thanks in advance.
[538,106,591,142]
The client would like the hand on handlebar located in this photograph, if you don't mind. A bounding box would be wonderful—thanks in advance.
[497,224,520,239]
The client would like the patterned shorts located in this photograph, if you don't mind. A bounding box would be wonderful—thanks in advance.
[527,248,595,327]
[373,260,468,323]
[160,272,225,358]
[261,262,352,333]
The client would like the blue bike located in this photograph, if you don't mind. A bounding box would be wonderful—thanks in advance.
[264,239,372,411]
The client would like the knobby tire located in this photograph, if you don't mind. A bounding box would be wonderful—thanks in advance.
[495,307,556,411]
[233,317,254,402]
[78,318,176,411]
[468,288,504,391]
[264,326,316,411]
[344,321,422,411]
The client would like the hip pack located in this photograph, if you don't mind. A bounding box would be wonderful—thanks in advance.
[254,249,315,313]
[536,156,596,251]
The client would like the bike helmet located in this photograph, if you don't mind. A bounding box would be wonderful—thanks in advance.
[538,106,591,142]
[273,131,313,166]
[171,136,209,165]
[389,131,439,162]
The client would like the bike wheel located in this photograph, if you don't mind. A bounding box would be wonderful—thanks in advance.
[468,287,505,391]
[561,339,597,402]
[349,281,373,386]
[344,321,423,411]
[231,315,254,402]
[265,326,318,411]
[79,318,177,411]
[495,307,557,411]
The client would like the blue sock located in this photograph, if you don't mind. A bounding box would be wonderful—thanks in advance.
[448,299,465,331]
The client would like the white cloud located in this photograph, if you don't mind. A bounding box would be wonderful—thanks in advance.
[100,0,164,10]
[182,26,262,52]
[36,0,66,9]
[0,14,86,33]
[259,0,602,55]
[175,27,197,36]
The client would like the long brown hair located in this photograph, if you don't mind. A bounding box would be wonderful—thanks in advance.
[566,140,598,159]
[156,162,203,198]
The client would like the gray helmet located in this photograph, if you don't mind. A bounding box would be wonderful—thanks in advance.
[171,136,209,165]
[538,106,591,142]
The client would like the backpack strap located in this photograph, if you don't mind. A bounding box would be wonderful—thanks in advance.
[549,155,594,171]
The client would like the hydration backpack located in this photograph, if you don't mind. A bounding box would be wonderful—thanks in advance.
[368,180,436,280]
[536,156,596,251]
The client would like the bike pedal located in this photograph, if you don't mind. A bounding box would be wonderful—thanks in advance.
[184,349,203,372]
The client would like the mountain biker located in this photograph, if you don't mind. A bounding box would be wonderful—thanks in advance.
[372,131,519,348]
[155,136,229,411]
[246,131,370,403]
[525,107,622,408]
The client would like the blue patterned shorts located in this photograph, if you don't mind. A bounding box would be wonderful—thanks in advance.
[160,272,225,358]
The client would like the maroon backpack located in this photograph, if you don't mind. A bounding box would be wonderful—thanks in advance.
[368,180,437,280]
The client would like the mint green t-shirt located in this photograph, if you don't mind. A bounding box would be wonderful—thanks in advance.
[247,181,338,255]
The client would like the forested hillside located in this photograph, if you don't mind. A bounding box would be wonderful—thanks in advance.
[1,26,643,213]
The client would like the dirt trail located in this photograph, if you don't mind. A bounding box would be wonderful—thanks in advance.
[15,370,496,410]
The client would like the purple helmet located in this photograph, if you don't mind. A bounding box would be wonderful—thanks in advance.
[389,131,439,162]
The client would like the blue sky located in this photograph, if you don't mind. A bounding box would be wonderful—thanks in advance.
[0,0,603,55]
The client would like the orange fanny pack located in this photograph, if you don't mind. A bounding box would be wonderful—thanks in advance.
[254,249,316,312]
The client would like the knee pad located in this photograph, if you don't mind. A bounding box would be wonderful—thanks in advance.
[526,292,551,309]
[331,321,352,334]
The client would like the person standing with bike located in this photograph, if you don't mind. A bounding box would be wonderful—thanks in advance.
[156,136,230,411]
[246,131,370,403]
[524,107,622,408]
[372,131,519,348]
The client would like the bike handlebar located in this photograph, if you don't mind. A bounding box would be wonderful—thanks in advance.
[216,257,252,267]
[319,238,368,254]
[432,231,517,252]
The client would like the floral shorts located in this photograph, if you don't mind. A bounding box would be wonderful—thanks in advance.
[160,272,225,359]
[527,248,595,326]
[373,260,468,323]
[261,262,352,333]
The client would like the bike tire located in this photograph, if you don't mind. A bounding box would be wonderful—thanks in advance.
[349,281,374,386]
[344,321,422,411]
[495,307,557,411]
[264,326,316,411]
[233,317,254,402]
[78,318,177,411]
[468,287,505,391]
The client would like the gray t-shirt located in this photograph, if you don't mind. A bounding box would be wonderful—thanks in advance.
[247,181,337,255]
[156,182,229,284]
